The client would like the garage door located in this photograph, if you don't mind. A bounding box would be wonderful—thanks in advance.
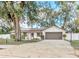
[45,32,62,39]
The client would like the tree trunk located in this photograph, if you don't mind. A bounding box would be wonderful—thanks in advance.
[62,17,67,29]
[15,19,21,41]
[13,14,21,41]
[4,2,21,41]
[10,13,21,41]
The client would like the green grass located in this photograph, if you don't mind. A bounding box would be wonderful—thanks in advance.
[0,39,16,45]
[0,39,42,45]
[0,39,7,44]
[71,40,79,47]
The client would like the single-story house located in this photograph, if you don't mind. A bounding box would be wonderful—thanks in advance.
[11,26,66,40]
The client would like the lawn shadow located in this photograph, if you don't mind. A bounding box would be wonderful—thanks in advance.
[0,39,43,45]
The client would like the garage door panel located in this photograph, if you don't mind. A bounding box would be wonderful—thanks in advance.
[45,32,62,39]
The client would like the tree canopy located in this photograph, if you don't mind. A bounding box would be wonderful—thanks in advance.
[0,1,79,34]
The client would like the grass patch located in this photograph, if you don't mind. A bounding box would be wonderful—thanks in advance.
[0,39,7,44]
[0,39,42,45]
[0,39,16,45]
[71,40,79,47]
[71,40,79,57]
[64,39,69,41]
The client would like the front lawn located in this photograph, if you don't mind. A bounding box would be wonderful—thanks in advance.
[0,39,42,45]
[0,39,21,45]
[71,40,79,47]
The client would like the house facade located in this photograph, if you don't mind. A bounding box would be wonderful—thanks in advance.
[10,26,66,40]
[21,28,44,40]
[21,26,65,40]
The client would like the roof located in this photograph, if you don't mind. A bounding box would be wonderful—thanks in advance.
[10,26,65,33]
[44,25,65,30]
[21,28,45,33]
[43,26,65,33]
[10,28,45,33]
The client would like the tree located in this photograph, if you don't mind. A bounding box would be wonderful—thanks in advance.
[55,1,76,29]
[66,21,76,32]
[74,19,79,32]
[37,8,55,27]
[68,2,79,33]
[36,2,58,28]
[25,1,38,28]
[0,18,12,34]
[0,1,38,41]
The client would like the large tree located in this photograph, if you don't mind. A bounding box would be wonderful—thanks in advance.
[0,1,38,41]
[26,2,38,28]
[55,1,76,29]
[64,1,79,32]
[36,2,59,28]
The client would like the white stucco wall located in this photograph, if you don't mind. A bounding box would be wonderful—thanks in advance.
[27,33,32,40]
[66,33,79,40]
[34,33,37,38]
[0,34,10,39]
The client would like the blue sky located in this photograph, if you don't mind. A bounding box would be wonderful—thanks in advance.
[49,1,60,11]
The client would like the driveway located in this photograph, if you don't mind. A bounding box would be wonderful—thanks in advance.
[0,40,77,58]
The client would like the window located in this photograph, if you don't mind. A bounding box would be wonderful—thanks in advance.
[37,33,41,37]
[31,33,34,37]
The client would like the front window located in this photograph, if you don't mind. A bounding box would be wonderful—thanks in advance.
[37,33,41,37]
[31,33,34,37]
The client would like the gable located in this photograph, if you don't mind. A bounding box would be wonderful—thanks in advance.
[43,26,64,32]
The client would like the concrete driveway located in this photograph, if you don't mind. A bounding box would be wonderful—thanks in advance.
[0,40,77,58]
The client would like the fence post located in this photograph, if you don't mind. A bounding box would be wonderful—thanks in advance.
[70,32,72,42]
[6,39,7,44]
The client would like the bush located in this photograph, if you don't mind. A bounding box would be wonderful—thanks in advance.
[32,38,39,40]
[75,29,79,33]
[10,34,15,39]
[21,35,25,39]
[63,34,67,40]
[31,38,41,42]
[63,34,66,37]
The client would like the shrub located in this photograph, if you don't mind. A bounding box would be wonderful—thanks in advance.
[10,34,15,39]
[75,29,79,33]
[63,34,66,38]
[21,35,25,39]
[31,38,41,42]
[63,34,67,40]
[32,38,39,40]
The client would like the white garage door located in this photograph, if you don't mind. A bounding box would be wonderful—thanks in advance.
[45,32,62,39]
